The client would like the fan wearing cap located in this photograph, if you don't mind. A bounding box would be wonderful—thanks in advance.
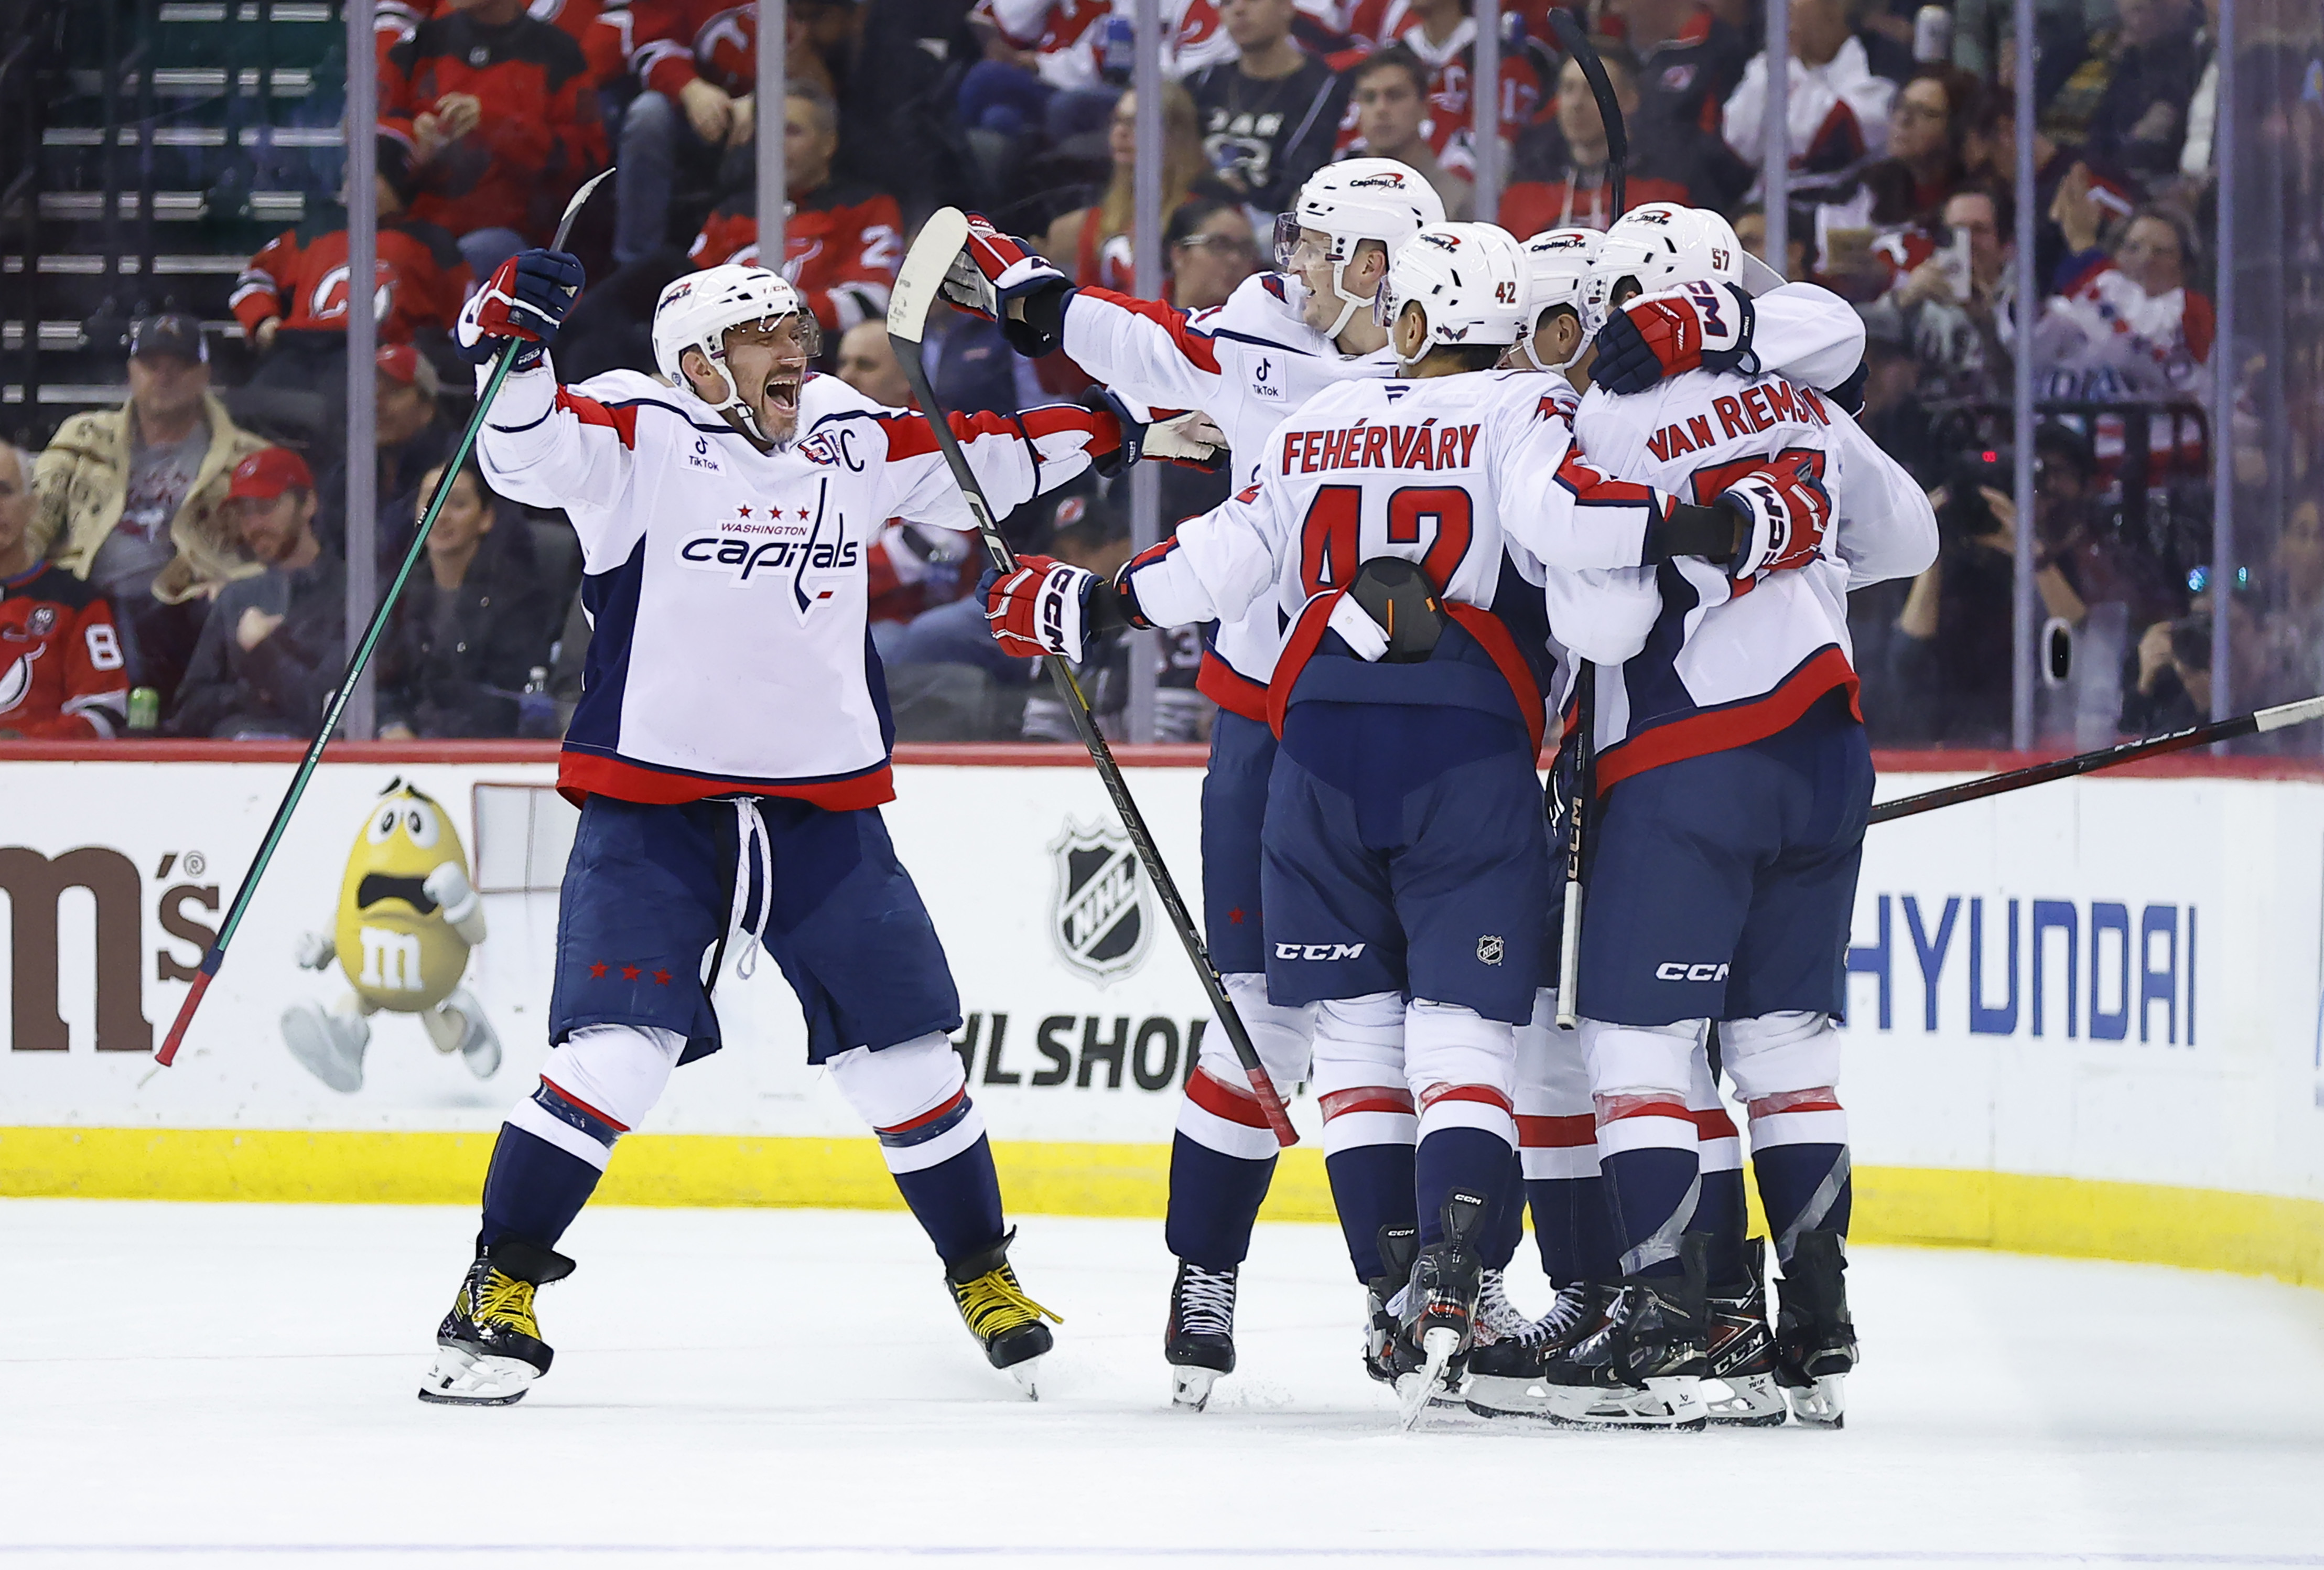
[167,447,348,740]
[0,443,131,739]
[28,313,268,695]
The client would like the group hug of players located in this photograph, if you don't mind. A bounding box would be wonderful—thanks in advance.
[419,152,1933,1433]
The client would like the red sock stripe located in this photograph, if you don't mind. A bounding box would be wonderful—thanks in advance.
[1596,1096,1690,1127]
[1747,1088,1844,1120]
[879,1085,968,1137]
[1418,1082,1515,1115]
[1318,1085,1416,1121]
[1186,1067,1272,1130]
[539,1077,631,1134]
[1691,1107,1741,1141]
[1517,1113,1598,1148]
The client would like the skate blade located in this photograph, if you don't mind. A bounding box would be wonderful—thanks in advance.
[416,1345,536,1406]
[1395,1329,1460,1431]
[1787,1373,1845,1427]
[1541,1374,1709,1430]
[1703,1372,1790,1427]
[1464,1373,1557,1421]
[1170,1364,1220,1412]
[1008,1355,1044,1402]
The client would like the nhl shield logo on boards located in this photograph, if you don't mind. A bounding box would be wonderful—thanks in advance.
[1049,819,1152,984]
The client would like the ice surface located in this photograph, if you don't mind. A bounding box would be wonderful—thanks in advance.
[3,1199,2321,1568]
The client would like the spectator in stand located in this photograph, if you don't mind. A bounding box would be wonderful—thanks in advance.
[1338,46,1473,220]
[1501,40,1746,238]
[1599,0,1751,136]
[834,324,978,633]
[315,345,459,567]
[379,0,609,279]
[29,314,267,702]
[1187,0,1350,214]
[963,0,1237,145]
[1166,195,1260,310]
[1814,62,1982,293]
[2123,587,2263,736]
[2252,498,2324,730]
[614,0,762,267]
[1733,202,1808,280]
[837,320,915,409]
[232,148,472,407]
[1889,184,2017,404]
[687,81,905,336]
[1723,0,1898,180]
[168,449,347,741]
[377,0,628,89]
[1042,82,1212,294]
[1335,0,1556,178]
[375,458,557,739]
[2047,0,2204,176]
[0,444,131,739]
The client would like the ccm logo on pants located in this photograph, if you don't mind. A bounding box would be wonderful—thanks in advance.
[1655,962,1733,982]
[1277,942,1366,961]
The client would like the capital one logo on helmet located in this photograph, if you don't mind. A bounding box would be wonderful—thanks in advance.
[1346,171,1408,189]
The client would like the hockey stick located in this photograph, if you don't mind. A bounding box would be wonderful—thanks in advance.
[1548,10,1626,1031]
[887,208,1299,1148]
[1869,694,2324,825]
[155,168,615,1068]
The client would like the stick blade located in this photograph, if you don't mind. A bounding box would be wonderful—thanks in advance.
[890,207,970,346]
[552,167,616,250]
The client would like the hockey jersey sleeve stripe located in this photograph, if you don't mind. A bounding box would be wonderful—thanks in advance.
[1592,645,1859,795]
[1073,287,1225,375]
[556,389,642,449]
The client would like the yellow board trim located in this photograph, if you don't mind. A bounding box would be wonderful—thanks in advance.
[4,1128,2319,1288]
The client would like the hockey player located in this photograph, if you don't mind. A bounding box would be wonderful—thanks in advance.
[942,157,1443,1409]
[983,221,1833,1416]
[1468,218,1873,1428]
[418,251,1133,1407]
[1526,203,1936,1429]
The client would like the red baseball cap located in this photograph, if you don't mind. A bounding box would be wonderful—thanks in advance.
[227,446,316,501]
[375,341,442,396]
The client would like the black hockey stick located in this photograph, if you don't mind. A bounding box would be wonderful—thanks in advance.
[1869,694,2324,825]
[887,209,1299,1148]
[1547,10,1626,1030]
[157,168,615,1068]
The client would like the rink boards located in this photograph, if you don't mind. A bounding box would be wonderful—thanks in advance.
[1,742,2320,1287]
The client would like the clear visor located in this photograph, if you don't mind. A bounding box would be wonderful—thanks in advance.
[720,310,823,365]
[1271,212,1302,272]
[1273,214,1341,276]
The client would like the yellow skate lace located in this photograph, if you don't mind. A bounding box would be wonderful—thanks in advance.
[463,1270,542,1339]
[950,1265,1063,1339]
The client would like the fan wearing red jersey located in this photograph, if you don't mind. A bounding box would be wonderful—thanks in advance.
[0,445,129,739]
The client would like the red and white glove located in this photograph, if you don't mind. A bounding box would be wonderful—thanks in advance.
[941,213,1072,358]
[454,249,585,368]
[1721,455,1833,585]
[1589,281,1757,394]
[982,554,1102,661]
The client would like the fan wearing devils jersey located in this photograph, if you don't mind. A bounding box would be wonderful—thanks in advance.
[416,255,1126,1410]
[985,222,1820,1417]
[0,446,129,739]
[1534,205,1934,1431]
[232,195,472,353]
[945,158,1437,1410]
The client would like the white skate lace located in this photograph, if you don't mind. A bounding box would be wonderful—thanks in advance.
[1174,1264,1237,1338]
[1474,1270,1530,1343]
[1515,1282,1594,1350]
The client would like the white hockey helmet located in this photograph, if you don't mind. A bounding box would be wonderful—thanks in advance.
[652,263,820,443]
[1591,202,1745,308]
[1515,226,1605,372]
[1274,158,1447,337]
[1375,222,1529,365]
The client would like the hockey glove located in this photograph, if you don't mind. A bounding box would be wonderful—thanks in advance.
[941,213,1073,359]
[1143,411,1229,472]
[455,249,586,369]
[1721,455,1834,586]
[982,553,1144,661]
[1079,386,1144,477]
[1589,282,1758,395]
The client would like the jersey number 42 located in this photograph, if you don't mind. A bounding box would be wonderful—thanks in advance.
[1298,484,1475,597]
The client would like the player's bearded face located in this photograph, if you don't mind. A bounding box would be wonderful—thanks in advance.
[723,315,821,443]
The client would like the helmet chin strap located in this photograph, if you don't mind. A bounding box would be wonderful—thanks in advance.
[699,345,775,449]
[1324,251,1372,340]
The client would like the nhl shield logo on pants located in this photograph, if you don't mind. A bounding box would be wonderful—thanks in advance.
[1049,819,1152,984]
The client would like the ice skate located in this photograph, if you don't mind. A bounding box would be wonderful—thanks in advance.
[422,987,503,1080]
[1774,1229,1856,1428]
[1164,1260,1237,1412]
[282,996,370,1093]
[1393,1191,1488,1431]
[1537,1233,1712,1429]
[946,1230,1062,1399]
[1360,1224,1420,1386]
[1463,1282,1606,1420]
[417,1239,575,1406]
[1704,1239,1787,1426]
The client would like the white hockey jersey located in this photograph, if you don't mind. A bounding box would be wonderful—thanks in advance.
[1123,369,1704,754]
[1568,369,1937,789]
[477,362,1109,809]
